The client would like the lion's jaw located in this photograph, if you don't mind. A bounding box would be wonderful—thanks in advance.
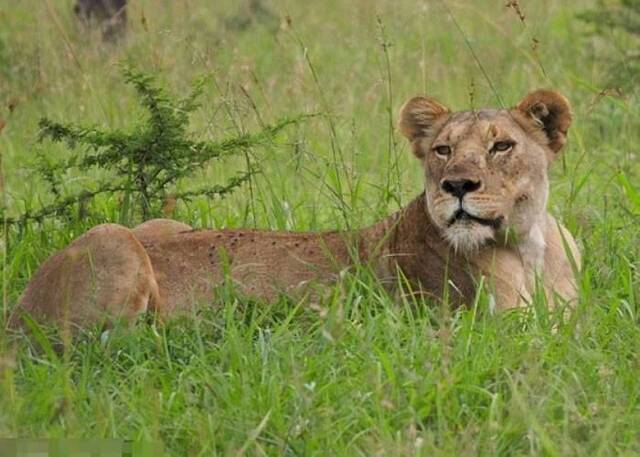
[424,190,496,253]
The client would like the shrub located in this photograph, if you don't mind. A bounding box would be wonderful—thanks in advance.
[2,66,306,226]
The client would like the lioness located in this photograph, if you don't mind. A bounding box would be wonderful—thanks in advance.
[10,89,580,329]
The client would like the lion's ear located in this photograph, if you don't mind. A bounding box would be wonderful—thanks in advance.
[514,89,572,154]
[398,96,450,148]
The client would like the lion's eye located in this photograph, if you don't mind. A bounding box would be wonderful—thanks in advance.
[491,141,515,154]
[433,145,451,157]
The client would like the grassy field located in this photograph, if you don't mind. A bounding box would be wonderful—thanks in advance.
[1,0,640,455]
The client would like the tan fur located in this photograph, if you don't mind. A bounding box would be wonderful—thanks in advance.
[132,218,193,243]
[10,224,160,329]
[11,90,581,329]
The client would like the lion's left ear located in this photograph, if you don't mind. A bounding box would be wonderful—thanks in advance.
[514,89,572,154]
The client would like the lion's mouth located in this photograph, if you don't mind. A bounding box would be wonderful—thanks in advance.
[447,209,503,229]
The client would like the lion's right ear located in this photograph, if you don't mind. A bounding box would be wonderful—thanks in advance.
[399,96,450,157]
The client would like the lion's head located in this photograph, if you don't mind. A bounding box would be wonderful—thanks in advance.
[399,90,572,253]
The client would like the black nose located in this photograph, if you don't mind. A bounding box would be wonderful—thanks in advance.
[441,179,481,198]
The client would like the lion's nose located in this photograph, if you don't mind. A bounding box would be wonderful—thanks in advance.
[441,179,482,199]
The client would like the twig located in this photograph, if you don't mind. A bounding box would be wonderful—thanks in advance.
[438,0,506,108]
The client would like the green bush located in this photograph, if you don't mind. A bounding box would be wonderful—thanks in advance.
[2,65,306,225]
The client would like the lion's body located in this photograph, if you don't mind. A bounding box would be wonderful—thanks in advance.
[140,225,355,314]
[11,89,582,330]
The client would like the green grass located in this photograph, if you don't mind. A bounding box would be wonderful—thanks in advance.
[1,0,640,455]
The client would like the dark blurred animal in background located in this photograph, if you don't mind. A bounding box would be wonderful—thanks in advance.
[226,0,279,33]
[74,0,128,41]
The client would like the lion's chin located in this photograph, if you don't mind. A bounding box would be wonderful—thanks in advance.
[443,223,494,254]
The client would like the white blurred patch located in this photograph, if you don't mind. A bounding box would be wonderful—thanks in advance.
[518,221,547,271]
[488,293,496,314]
[100,329,111,346]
